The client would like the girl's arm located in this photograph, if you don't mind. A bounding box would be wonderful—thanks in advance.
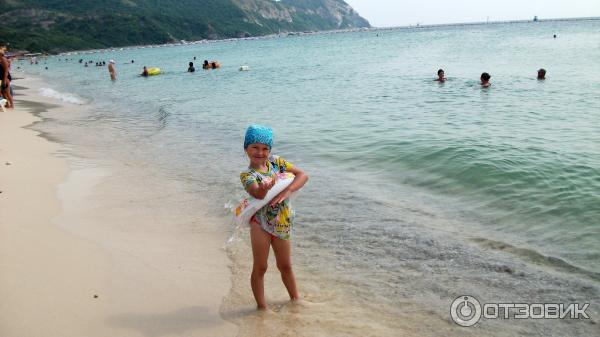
[270,166,308,206]
[245,176,277,200]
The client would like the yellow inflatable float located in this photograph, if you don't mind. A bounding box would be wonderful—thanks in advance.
[147,67,161,75]
[142,67,161,77]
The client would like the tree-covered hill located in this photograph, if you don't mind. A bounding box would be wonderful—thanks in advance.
[0,0,370,53]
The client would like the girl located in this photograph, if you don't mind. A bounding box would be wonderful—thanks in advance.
[240,125,309,310]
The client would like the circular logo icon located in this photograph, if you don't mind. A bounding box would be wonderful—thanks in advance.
[450,295,482,327]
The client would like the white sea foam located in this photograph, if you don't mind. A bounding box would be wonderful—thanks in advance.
[39,88,86,105]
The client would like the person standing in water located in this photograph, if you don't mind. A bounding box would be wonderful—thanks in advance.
[188,62,195,72]
[108,60,117,81]
[240,125,309,310]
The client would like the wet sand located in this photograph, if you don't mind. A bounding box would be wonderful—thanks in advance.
[0,77,237,337]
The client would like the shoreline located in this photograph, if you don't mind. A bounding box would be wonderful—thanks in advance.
[30,15,598,57]
[0,76,237,337]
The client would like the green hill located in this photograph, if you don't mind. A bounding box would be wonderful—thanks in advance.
[0,0,370,53]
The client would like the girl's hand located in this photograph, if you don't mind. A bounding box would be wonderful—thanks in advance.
[259,176,276,191]
[270,189,291,206]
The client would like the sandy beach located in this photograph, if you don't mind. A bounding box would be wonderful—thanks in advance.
[0,77,237,337]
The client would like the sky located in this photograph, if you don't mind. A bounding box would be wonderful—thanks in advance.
[344,0,600,27]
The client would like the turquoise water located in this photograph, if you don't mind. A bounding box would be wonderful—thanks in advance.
[20,19,600,335]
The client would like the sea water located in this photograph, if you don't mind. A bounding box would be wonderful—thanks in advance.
[20,19,600,336]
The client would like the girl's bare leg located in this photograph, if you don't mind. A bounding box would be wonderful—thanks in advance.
[250,222,272,310]
[272,237,300,300]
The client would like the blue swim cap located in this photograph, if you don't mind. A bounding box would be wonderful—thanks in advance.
[244,125,273,149]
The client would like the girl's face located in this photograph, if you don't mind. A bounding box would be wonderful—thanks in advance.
[246,143,271,167]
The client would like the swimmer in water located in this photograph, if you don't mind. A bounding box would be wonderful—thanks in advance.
[537,68,546,80]
[435,69,446,82]
[480,72,491,88]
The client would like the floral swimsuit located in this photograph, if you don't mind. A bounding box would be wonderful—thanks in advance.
[240,155,295,240]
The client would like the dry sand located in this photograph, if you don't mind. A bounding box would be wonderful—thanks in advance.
[0,78,237,337]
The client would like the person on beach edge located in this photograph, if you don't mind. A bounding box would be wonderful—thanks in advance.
[0,46,14,109]
[240,125,309,310]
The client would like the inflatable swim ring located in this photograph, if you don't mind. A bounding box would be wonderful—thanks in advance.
[234,172,295,226]
[147,67,161,75]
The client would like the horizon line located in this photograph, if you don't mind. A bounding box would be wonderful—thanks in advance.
[368,15,600,30]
